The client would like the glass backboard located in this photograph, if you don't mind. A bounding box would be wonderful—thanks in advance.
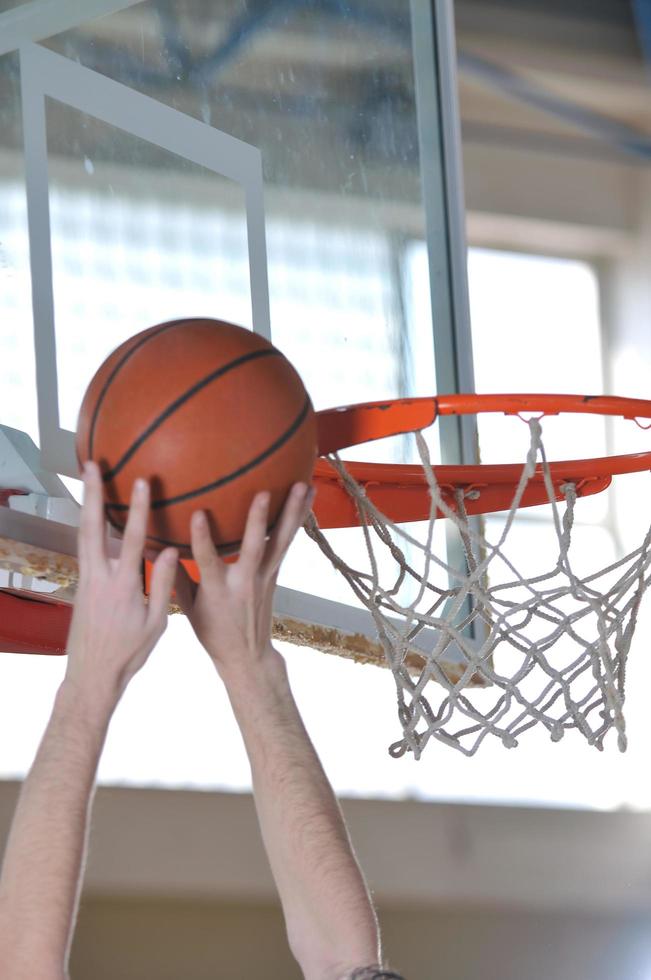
[0,0,475,666]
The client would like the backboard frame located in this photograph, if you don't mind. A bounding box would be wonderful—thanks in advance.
[20,40,271,479]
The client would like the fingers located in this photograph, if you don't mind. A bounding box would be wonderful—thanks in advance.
[190,510,224,583]
[118,477,151,573]
[237,492,271,576]
[262,483,313,576]
[78,461,108,572]
[146,547,178,629]
[185,486,312,586]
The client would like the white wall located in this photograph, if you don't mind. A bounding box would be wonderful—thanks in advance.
[2,780,651,912]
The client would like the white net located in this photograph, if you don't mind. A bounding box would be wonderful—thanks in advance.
[305,418,651,757]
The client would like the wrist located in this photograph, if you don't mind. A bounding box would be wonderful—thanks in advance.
[216,645,290,708]
[56,675,120,730]
[214,642,286,686]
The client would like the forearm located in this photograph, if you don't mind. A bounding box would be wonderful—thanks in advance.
[0,679,115,977]
[219,649,380,980]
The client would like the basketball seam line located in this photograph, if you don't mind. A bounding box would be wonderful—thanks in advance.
[87,318,192,460]
[100,347,280,481]
[104,393,313,515]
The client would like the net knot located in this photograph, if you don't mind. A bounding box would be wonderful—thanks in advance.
[501,733,518,749]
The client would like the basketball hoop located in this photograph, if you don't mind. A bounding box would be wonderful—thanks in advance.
[3,393,651,760]
[298,394,651,757]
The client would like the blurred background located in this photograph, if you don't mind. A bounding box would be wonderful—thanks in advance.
[1,0,651,977]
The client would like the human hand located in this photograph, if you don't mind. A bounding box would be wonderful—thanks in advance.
[173,483,314,678]
[64,461,179,709]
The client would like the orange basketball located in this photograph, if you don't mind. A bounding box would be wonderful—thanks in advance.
[76,318,317,557]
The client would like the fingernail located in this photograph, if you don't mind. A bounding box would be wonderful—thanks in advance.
[307,487,316,505]
[193,510,207,525]
[135,478,147,494]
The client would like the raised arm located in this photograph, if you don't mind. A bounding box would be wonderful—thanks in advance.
[0,463,177,979]
[174,486,390,980]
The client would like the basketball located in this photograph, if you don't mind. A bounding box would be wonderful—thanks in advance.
[75,318,317,557]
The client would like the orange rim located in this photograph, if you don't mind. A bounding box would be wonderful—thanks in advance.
[151,393,651,584]
[311,393,651,527]
[316,393,651,458]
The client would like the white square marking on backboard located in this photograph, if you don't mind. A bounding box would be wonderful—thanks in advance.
[20,41,270,479]
[0,0,144,58]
